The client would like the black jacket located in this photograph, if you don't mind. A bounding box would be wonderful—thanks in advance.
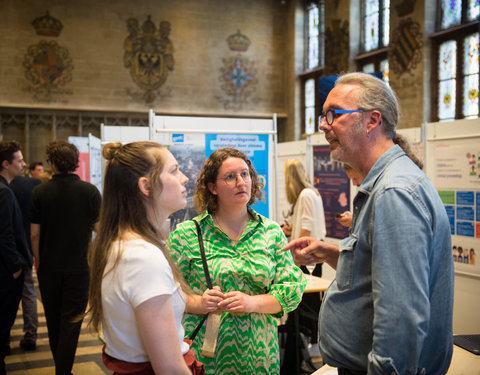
[0,175,31,280]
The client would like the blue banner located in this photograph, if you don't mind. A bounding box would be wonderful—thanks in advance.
[205,134,269,218]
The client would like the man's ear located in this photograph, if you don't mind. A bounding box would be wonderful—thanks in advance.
[1,159,9,170]
[138,177,151,197]
[207,182,217,195]
[366,110,382,134]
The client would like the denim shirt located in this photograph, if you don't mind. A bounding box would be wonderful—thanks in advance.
[319,145,454,375]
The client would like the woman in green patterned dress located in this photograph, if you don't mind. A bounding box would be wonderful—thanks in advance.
[169,148,306,375]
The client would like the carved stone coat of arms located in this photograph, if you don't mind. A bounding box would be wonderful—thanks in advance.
[124,16,174,103]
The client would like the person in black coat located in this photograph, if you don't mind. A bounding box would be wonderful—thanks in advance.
[0,141,30,375]
[10,175,41,350]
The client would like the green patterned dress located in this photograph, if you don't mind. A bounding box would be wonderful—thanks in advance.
[168,209,306,375]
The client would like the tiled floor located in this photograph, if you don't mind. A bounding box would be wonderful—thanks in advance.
[5,273,107,375]
[6,272,322,374]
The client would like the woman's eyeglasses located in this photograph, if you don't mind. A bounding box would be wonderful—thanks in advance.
[217,170,251,185]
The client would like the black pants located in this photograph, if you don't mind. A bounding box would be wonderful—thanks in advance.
[38,269,89,375]
[298,264,322,344]
[280,264,322,374]
[0,271,24,375]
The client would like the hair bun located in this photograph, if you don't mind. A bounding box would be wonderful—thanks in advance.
[103,142,122,161]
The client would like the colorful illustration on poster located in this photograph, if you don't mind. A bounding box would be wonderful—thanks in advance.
[68,136,89,182]
[167,133,270,229]
[168,133,206,231]
[313,145,350,239]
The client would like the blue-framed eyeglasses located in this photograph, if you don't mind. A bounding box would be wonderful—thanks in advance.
[319,109,365,126]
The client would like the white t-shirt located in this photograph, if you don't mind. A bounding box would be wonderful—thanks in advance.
[101,238,189,362]
[290,188,326,240]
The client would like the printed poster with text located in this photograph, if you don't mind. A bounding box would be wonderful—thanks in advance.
[432,140,480,275]
[68,136,89,182]
[205,134,269,218]
[313,145,350,239]
[167,133,269,230]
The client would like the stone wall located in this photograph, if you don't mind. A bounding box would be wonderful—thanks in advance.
[388,0,426,130]
[0,0,293,156]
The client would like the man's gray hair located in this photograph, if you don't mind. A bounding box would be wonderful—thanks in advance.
[335,72,399,139]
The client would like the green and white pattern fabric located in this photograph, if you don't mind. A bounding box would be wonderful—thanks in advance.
[168,208,306,374]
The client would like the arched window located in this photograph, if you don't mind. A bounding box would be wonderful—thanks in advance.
[356,0,390,83]
[300,1,325,135]
[431,0,480,121]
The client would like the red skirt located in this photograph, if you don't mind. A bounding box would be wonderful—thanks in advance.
[102,340,204,375]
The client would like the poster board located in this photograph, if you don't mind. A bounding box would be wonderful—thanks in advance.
[308,133,351,241]
[425,119,480,278]
[397,127,424,170]
[150,111,277,229]
[100,124,149,144]
[68,136,89,182]
[88,133,102,193]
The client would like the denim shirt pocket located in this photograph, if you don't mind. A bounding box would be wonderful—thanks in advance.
[336,235,357,290]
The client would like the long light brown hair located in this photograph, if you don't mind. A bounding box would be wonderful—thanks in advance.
[284,159,318,214]
[87,141,187,332]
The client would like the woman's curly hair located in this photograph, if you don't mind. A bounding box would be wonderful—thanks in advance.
[193,148,264,213]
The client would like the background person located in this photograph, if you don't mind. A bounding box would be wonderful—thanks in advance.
[30,140,101,375]
[10,168,41,351]
[169,147,305,374]
[28,162,44,179]
[0,141,30,375]
[87,141,201,374]
[285,72,453,375]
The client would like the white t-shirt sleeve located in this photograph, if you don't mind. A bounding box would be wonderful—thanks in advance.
[122,242,176,308]
[298,189,316,233]
[292,188,326,240]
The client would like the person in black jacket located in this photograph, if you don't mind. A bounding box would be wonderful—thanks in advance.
[0,140,31,375]
[30,140,101,375]
[10,174,41,350]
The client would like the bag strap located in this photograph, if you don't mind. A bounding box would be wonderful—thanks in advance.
[193,219,212,289]
[189,219,212,341]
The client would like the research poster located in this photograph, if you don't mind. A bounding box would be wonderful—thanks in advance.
[167,133,270,231]
[88,134,102,193]
[313,145,350,240]
[68,136,89,182]
[431,140,480,275]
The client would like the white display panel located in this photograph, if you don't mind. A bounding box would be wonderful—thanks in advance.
[425,118,480,278]
[150,111,277,222]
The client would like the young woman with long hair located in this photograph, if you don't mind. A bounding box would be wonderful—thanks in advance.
[87,141,208,374]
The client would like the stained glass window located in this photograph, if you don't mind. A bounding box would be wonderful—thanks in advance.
[467,0,480,21]
[362,0,389,52]
[441,0,461,29]
[382,0,390,47]
[362,63,375,73]
[438,41,457,120]
[380,59,389,83]
[364,0,379,51]
[434,0,480,121]
[307,4,319,69]
[463,33,479,118]
[305,79,315,134]
[305,79,315,107]
[302,1,324,135]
